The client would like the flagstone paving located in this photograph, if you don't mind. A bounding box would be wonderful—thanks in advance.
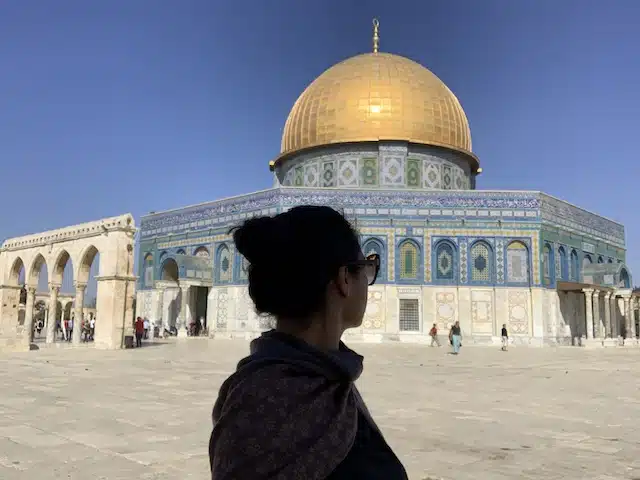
[1,339,640,479]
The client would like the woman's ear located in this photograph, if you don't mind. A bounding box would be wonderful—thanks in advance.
[334,266,350,298]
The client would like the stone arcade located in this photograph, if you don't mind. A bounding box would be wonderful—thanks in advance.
[134,26,640,347]
[0,214,136,351]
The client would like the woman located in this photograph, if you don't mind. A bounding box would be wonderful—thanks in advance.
[209,205,408,479]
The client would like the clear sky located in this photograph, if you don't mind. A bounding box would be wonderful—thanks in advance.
[0,0,638,294]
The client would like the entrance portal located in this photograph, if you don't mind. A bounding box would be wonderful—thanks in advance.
[194,286,209,335]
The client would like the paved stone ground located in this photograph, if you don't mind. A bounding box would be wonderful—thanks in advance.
[2,340,640,480]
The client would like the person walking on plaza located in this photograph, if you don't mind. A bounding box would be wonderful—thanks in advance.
[449,321,462,354]
[134,316,144,347]
[429,323,441,347]
[67,318,73,342]
[209,206,408,480]
[501,324,509,351]
[143,317,150,339]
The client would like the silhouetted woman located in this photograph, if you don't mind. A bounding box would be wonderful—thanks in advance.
[209,205,408,479]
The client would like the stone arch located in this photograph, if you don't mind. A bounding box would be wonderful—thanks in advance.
[50,248,73,286]
[194,246,210,257]
[63,302,73,321]
[27,253,48,286]
[77,245,100,285]
[8,256,25,286]
[160,257,179,283]
[176,248,186,255]
[620,267,631,289]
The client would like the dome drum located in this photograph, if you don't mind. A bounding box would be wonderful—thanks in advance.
[275,141,476,191]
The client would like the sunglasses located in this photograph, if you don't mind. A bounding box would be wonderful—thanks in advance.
[346,253,380,286]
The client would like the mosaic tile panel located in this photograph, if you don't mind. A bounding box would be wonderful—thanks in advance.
[322,161,336,187]
[459,239,468,283]
[216,288,228,329]
[381,156,404,186]
[338,159,358,187]
[360,157,378,186]
[454,167,465,190]
[405,158,421,188]
[294,166,304,186]
[471,242,491,282]
[424,232,432,282]
[399,241,419,280]
[423,162,441,189]
[236,287,249,329]
[435,291,456,328]
[303,163,319,187]
[506,241,529,283]
[442,165,452,190]
[471,290,493,335]
[218,246,232,283]
[496,239,505,284]
[363,290,384,329]
[283,168,295,186]
[508,290,529,334]
[435,241,455,281]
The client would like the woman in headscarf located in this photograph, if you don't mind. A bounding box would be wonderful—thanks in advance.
[209,205,407,479]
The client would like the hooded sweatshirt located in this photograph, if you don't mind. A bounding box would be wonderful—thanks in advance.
[209,330,407,480]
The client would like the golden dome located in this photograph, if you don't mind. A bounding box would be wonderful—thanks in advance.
[275,52,477,170]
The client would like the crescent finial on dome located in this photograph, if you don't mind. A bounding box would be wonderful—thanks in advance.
[373,18,380,53]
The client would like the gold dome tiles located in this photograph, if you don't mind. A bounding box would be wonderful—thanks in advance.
[276,52,475,168]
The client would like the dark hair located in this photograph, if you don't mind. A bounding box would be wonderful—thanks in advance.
[230,205,361,320]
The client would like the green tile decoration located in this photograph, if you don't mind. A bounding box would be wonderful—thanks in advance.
[406,158,421,188]
[361,157,379,186]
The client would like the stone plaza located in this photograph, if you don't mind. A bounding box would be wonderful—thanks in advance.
[1,339,640,479]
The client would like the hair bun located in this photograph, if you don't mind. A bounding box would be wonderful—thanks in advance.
[232,216,281,266]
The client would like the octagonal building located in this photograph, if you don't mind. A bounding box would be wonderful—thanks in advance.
[136,31,635,347]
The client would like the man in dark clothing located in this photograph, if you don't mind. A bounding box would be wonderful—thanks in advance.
[135,317,144,347]
[501,324,509,351]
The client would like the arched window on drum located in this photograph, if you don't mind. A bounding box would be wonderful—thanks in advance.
[143,253,153,287]
[398,240,420,282]
[433,240,457,284]
[362,238,385,282]
[542,243,553,285]
[237,255,249,281]
[506,241,530,285]
[216,244,232,283]
[194,246,210,258]
[469,241,493,285]
[569,249,579,281]
[557,246,568,281]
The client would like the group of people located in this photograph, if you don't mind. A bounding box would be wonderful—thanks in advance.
[428,322,511,353]
[54,316,96,342]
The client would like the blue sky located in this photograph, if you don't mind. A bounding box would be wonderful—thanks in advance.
[0,0,638,294]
